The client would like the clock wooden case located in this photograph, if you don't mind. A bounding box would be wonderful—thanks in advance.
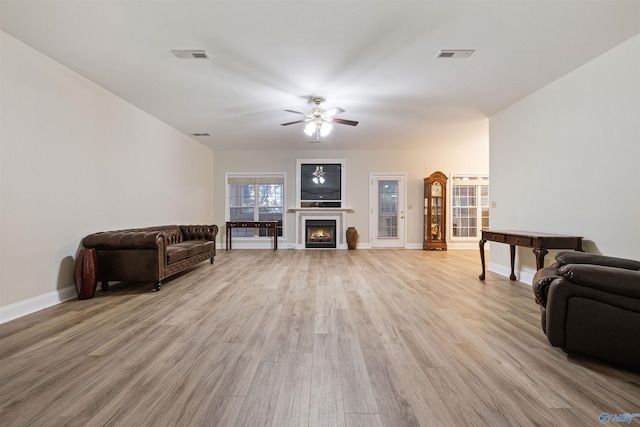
[424,171,448,250]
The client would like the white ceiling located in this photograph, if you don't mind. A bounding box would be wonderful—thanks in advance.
[2,1,639,151]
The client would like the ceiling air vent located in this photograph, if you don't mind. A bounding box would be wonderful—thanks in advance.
[171,50,209,59]
[436,49,475,59]
[192,133,211,137]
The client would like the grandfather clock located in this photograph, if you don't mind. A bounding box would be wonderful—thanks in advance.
[424,171,448,250]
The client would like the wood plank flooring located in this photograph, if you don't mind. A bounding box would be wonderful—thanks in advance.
[1,249,639,426]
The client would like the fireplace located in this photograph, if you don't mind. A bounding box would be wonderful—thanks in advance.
[305,220,337,249]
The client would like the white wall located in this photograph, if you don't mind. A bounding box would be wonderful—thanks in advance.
[214,120,488,249]
[489,35,640,283]
[0,31,215,321]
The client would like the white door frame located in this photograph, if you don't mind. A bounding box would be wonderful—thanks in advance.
[369,173,407,248]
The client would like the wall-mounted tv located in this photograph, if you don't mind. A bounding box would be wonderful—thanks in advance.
[297,159,346,208]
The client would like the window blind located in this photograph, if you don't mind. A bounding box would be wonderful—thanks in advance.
[228,176,284,185]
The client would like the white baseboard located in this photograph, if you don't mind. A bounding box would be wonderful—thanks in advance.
[404,243,422,249]
[227,243,426,250]
[448,241,480,250]
[487,262,534,286]
[519,268,536,286]
[0,286,77,324]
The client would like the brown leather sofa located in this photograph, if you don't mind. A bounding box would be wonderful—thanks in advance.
[83,225,218,292]
[532,251,640,369]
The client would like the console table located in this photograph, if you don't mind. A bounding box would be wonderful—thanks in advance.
[225,221,278,250]
[479,230,583,281]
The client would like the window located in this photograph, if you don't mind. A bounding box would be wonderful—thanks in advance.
[227,174,285,238]
[451,175,489,240]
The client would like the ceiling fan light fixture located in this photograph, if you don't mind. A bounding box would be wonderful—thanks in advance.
[281,97,357,141]
[320,122,332,137]
[304,122,316,136]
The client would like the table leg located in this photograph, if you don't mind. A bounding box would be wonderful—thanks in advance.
[509,245,517,280]
[273,227,277,250]
[479,239,487,280]
[533,248,548,270]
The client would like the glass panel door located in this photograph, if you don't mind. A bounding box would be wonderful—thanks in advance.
[370,174,406,248]
[378,180,398,238]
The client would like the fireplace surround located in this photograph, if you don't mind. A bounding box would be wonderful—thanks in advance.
[291,209,352,249]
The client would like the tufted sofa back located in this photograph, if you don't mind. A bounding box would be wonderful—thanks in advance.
[83,225,183,249]
[180,225,218,241]
[83,225,219,250]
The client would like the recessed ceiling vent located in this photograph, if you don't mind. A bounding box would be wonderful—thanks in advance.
[436,49,475,59]
[192,133,211,137]
[172,50,209,59]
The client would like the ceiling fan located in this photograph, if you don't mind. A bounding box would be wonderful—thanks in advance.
[280,97,358,141]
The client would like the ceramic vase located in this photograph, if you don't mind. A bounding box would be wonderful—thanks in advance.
[346,227,358,250]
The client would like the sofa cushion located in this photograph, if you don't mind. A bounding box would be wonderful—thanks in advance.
[555,251,640,270]
[558,264,640,298]
[172,240,213,257]
[166,245,188,264]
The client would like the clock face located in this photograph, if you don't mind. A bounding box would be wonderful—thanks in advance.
[431,182,442,197]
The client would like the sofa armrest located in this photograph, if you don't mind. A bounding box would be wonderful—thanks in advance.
[545,268,640,350]
[558,264,640,299]
[83,231,164,250]
[532,265,563,307]
[555,251,640,270]
[534,276,563,308]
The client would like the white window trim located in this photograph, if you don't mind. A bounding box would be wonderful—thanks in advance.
[225,172,287,243]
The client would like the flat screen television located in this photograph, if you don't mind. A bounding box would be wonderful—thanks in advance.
[300,163,341,202]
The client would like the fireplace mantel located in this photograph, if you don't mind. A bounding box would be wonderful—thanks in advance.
[288,208,354,213]
[289,208,354,249]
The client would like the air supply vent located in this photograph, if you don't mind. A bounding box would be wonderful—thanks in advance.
[172,50,210,59]
[192,133,211,137]
[436,49,475,59]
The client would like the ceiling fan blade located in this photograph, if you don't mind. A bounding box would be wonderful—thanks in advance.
[284,109,307,115]
[330,117,359,126]
[280,119,309,126]
[324,107,345,118]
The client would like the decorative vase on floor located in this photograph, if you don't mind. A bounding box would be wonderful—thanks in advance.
[74,248,97,300]
[346,227,358,250]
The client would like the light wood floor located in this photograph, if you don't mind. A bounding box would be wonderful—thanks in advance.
[1,249,639,426]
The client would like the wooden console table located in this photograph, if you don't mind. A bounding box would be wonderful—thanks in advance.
[479,230,583,281]
[225,221,278,250]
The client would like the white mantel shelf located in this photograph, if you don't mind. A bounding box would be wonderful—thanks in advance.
[288,208,355,213]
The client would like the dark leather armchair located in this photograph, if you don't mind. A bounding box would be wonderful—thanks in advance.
[532,251,640,368]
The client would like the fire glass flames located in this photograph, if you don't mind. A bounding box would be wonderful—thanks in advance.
[309,228,332,241]
[305,220,337,248]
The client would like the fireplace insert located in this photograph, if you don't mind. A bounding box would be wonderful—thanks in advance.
[305,220,337,249]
